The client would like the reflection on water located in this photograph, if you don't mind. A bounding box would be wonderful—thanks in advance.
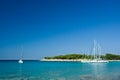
[19,63,24,80]
[91,63,107,77]
[80,63,120,80]
[80,63,108,80]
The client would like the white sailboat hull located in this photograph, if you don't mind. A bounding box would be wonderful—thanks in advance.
[81,59,109,63]
[18,59,23,63]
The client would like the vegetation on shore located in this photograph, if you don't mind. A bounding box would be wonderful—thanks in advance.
[44,53,120,60]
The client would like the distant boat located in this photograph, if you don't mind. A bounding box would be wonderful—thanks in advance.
[18,59,23,63]
[81,40,109,63]
[18,45,23,64]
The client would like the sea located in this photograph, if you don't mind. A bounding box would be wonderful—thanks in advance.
[0,61,120,80]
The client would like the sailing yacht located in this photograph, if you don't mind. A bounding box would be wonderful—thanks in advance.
[81,40,109,63]
[18,45,23,63]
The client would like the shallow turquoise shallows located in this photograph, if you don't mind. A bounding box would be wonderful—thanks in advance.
[0,61,120,80]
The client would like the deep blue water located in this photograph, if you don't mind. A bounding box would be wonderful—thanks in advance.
[0,61,120,80]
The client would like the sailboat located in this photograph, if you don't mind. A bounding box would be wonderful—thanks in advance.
[18,45,23,63]
[81,40,109,63]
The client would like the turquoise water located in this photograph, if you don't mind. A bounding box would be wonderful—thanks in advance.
[0,61,120,80]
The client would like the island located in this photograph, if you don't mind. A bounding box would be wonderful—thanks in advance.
[41,53,120,62]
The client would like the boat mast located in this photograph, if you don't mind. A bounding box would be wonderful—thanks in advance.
[98,44,101,59]
[93,40,96,59]
[93,41,101,60]
[20,45,23,60]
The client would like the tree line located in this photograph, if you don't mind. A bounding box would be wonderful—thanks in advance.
[44,53,120,60]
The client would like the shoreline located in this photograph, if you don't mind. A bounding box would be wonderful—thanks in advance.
[41,59,120,62]
[41,59,82,62]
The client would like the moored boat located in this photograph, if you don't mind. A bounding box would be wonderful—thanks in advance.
[81,40,109,63]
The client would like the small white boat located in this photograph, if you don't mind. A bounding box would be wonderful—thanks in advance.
[81,40,109,63]
[18,45,24,64]
[18,59,23,63]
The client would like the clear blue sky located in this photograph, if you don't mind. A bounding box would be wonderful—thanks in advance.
[0,0,120,60]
